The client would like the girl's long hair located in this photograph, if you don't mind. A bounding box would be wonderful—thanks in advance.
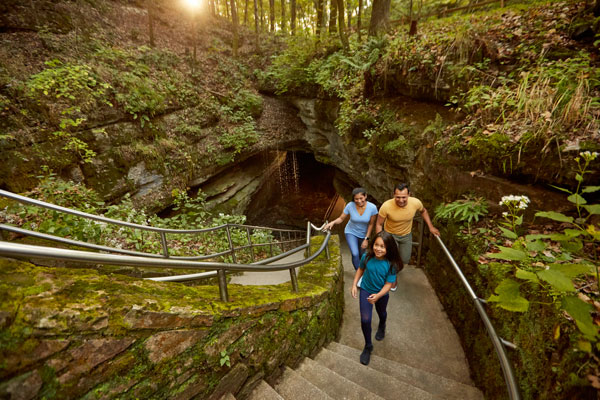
[365,231,403,274]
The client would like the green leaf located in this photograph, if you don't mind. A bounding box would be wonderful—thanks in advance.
[562,296,599,340]
[583,204,600,215]
[486,246,528,261]
[568,193,587,205]
[564,229,583,238]
[525,239,546,252]
[499,226,517,239]
[581,186,600,193]
[526,234,552,240]
[536,269,575,293]
[534,211,574,223]
[575,173,584,182]
[549,184,572,194]
[487,279,529,312]
[549,263,595,279]
[560,239,583,253]
[516,268,539,284]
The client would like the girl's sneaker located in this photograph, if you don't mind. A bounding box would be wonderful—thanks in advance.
[360,344,373,365]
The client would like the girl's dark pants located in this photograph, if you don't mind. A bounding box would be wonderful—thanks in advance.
[359,288,389,347]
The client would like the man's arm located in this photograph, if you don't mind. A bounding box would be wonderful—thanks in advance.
[375,214,385,234]
[420,207,440,236]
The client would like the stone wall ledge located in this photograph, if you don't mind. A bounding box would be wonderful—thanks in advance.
[0,235,343,399]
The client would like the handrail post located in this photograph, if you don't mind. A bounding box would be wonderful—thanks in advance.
[159,232,169,258]
[289,267,299,292]
[226,225,237,263]
[306,221,311,257]
[417,218,424,267]
[217,269,229,302]
[246,227,255,262]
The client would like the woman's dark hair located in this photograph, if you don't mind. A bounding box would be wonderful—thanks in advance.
[351,187,367,200]
[365,231,403,274]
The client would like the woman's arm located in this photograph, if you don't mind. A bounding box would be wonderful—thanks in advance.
[324,210,349,231]
[367,281,393,304]
[351,268,364,299]
[361,214,378,249]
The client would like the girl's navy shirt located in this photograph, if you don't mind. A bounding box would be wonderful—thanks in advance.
[359,253,397,295]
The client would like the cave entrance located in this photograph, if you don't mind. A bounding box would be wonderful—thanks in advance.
[245,151,348,229]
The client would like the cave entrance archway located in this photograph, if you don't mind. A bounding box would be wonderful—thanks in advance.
[245,151,352,229]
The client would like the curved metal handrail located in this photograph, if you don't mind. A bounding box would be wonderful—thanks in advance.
[0,189,332,302]
[0,189,305,261]
[0,230,331,302]
[433,235,521,400]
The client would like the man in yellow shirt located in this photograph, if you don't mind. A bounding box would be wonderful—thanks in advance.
[376,183,440,290]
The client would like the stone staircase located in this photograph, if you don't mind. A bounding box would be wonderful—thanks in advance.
[229,241,485,400]
[243,340,483,400]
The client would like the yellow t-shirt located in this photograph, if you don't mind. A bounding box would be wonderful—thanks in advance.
[379,197,423,236]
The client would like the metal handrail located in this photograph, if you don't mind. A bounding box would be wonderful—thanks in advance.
[0,189,304,235]
[433,235,521,400]
[0,189,332,302]
[0,189,305,261]
[0,230,331,302]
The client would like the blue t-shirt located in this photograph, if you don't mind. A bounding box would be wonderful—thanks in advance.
[359,253,397,295]
[343,201,378,238]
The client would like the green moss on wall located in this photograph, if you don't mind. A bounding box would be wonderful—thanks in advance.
[0,236,343,399]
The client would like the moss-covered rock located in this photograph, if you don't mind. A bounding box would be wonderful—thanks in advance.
[0,235,343,399]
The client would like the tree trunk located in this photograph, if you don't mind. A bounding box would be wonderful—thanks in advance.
[269,0,275,31]
[225,0,230,19]
[337,0,349,49]
[254,0,260,50]
[280,0,286,32]
[408,19,417,35]
[347,6,351,29]
[316,0,324,36]
[329,0,337,33]
[260,0,264,31]
[368,0,390,36]
[147,0,155,47]
[230,0,239,56]
[291,0,296,34]
[244,0,249,24]
[357,0,362,39]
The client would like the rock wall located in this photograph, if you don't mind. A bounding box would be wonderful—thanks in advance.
[422,228,594,400]
[0,236,343,399]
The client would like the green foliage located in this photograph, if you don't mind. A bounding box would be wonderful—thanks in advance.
[229,89,263,118]
[26,59,113,163]
[486,154,600,350]
[434,195,488,231]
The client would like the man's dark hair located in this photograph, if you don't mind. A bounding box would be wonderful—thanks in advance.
[394,183,410,193]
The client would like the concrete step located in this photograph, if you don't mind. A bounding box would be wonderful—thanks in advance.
[313,348,437,400]
[339,263,474,385]
[274,366,335,400]
[296,356,385,400]
[328,342,484,400]
[247,380,284,400]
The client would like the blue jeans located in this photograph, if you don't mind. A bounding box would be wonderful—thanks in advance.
[345,233,365,270]
[359,288,389,347]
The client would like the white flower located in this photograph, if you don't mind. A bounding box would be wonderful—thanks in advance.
[502,212,508,217]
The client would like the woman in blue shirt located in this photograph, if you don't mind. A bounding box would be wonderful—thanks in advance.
[324,188,378,270]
